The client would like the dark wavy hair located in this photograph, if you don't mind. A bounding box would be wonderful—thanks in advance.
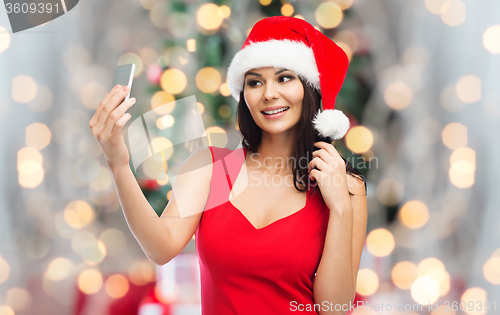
[236,75,366,197]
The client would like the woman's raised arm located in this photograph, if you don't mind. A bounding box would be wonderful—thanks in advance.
[89,84,212,265]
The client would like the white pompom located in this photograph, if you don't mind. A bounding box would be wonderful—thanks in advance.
[312,109,350,140]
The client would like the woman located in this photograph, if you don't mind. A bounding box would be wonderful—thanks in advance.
[89,16,367,315]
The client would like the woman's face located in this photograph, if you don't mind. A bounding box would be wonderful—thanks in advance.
[243,67,304,136]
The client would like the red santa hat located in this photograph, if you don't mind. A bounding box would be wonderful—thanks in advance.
[226,16,351,140]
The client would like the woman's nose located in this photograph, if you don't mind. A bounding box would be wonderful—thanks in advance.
[263,81,280,101]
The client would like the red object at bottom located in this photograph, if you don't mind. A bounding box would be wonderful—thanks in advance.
[73,274,168,315]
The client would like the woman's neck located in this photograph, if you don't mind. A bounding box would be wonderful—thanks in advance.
[249,129,298,173]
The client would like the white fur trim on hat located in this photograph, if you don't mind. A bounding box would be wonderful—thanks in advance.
[312,109,350,140]
[226,39,320,102]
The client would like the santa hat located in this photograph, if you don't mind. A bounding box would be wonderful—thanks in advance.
[226,16,351,140]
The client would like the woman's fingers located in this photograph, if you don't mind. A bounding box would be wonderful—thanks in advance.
[111,112,132,135]
[101,97,136,136]
[91,86,131,136]
[312,148,334,165]
[308,156,328,173]
[310,168,320,182]
[314,141,345,168]
[89,84,122,128]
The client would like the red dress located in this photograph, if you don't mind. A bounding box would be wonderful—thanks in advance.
[195,146,330,314]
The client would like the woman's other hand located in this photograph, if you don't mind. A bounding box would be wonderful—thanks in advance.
[89,84,136,170]
[308,141,352,215]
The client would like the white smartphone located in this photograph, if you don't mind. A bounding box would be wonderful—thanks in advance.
[112,63,136,101]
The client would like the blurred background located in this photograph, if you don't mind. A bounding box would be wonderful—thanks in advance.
[1,0,499,314]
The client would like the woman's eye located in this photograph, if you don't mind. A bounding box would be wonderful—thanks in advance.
[279,75,294,83]
[246,75,294,87]
[246,80,261,87]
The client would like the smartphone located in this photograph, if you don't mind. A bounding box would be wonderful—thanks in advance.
[112,63,136,101]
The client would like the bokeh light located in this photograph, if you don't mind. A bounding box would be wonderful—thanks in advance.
[411,276,440,304]
[0,255,10,284]
[187,39,196,52]
[219,5,231,19]
[81,82,107,110]
[12,75,37,103]
[151,91,176,115]
[483,25,500,54]
[0,25,11,53]
[483,257,500,285]
[204,126,228,148]
[356,269,379,296]
[219,81,231,97]
[334,30,359,54]
[450,147,476,176]
[330,0,354,10]
[197,3,223,31]
[425,0,447,14]
[196,67,222,94]
[45,257,76,281]
[442,122,467,150]
[426,268,451,296]
[281,3,294,16]
[418,258,445,277]
[384,82,412,110]
[17,147,44,188]
[315,2,343,29]
[151,137,173,160]
[25,122,51,150]
[150,2,169,28]
[78,268,103,294]
[461,287,488,315]
[105,274,130,298]
[5,287,32,313]
[139,0,163,10]
[160,69,187,95]
[345,126,374,154]
[455,75,481,103]
[392,261,418,290]
[440,0,466,26]
[366,228,395,257]
[0,306,14,315]
[89,166,113,191]
[129,260,156,286]
[399,200,429,229]
[64,200,95,229]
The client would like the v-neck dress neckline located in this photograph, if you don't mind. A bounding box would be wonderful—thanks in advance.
[227,147,311,231]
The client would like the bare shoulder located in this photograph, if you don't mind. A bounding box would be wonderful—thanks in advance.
[182,146,213,172]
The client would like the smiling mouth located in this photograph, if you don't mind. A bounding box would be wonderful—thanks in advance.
[261,107,290,115]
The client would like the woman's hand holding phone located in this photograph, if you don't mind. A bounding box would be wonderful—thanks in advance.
[89,84,136,171]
